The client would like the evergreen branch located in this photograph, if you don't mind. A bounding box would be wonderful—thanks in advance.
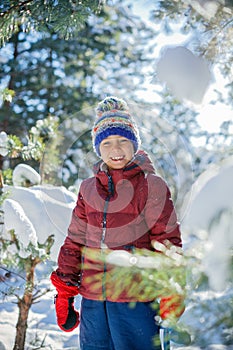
[0,0,34,18]
[201,16,233,58]
[0,0,104,45]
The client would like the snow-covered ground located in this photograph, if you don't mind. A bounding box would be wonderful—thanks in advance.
[0,284,232,350]
[0,261,82,350]
[0,162,232,350]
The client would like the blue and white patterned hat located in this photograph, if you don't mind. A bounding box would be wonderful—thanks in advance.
[92,96,141,157]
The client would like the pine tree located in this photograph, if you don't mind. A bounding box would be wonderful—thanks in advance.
[0,117,64,349]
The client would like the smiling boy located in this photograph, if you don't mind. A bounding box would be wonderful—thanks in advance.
[51,96,183,350]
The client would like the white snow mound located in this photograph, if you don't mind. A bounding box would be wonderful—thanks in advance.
[13,163,41,186]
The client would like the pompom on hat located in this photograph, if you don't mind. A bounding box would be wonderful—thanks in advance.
[92,96,141,157]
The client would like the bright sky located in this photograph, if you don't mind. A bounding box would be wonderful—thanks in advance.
[196,71,233,133]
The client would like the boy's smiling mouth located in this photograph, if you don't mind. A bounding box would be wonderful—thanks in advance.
[111,156,125,161]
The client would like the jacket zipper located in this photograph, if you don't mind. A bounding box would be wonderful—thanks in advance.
[101,174,114,248]
[100,197,110,249]
[101,174,114,299]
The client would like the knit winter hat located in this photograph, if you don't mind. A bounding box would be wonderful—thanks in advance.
[92,96,141,157]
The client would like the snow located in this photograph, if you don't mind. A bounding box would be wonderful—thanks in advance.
[0,155,232,350]
[2,184,76,262]
[0,131,8,157]
[189,0,220,20]
[181,156,233,291]
[0,261,82,350]
[0,164,79,348]
[181,156,233,232]
[3,199,39,258]
[203,208,233,291]
[12,163,41,186]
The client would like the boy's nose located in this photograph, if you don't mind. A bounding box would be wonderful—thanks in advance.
[110,140,117,147]
[112,141,121,149]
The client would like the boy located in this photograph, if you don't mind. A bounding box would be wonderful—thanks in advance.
[51,96,183,350]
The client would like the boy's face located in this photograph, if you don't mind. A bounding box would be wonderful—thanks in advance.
[99,135,134,169]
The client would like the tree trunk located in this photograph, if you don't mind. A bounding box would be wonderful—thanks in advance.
[13,259,38,350]
[13,293,33,350]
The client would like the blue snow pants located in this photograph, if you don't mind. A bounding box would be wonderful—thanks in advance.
[80,298,169,350]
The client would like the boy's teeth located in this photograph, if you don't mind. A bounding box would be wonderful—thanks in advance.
[112,156,123,160]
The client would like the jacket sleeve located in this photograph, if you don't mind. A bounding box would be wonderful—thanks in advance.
[144,174,182,248]
[55,187,87,285]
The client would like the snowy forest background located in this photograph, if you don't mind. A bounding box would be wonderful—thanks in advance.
[0,1,232,349]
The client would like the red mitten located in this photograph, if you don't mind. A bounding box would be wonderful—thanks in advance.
[50,271,80,332]
[160,295,185,321]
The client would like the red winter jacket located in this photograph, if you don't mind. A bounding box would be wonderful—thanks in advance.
[56,150,182,302]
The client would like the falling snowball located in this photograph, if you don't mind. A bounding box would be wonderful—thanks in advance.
[156,46,212,104]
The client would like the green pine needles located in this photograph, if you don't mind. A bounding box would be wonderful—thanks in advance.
[0,0,105,46]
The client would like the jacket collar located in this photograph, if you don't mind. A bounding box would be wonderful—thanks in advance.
[93,150,156,187]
